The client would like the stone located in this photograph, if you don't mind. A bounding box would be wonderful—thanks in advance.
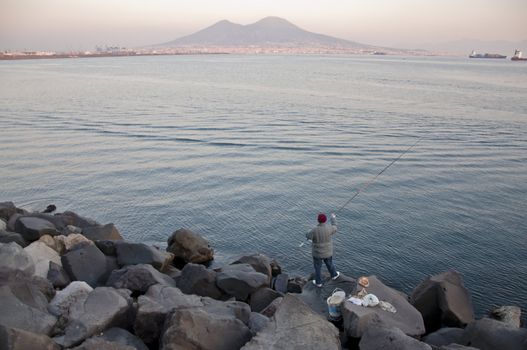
[161,307,252,350]
[342,275,426,338]
[82,224,123,241]
[359,326,433,350]
[59,211,100,229]
[287,276,307,293]
[0,242,35,274]
[97,327,148,350]
[0,267,55,302]
[216,263,269,301]
[48,281,93,317]
[7,213,22,232]
[438,345,480,350]
[0,230,28,247]
[249,287,282,312]
[70,337,135,350]
[166,228,214,264]
[176,263,223,299]
[55,234,93,252]
[115,242,174,270]
[63,287,133,348]
[47,261,71,288]
[273,273,289,293]
[489,305,522,328]
[269,259,282,277]
[241,294,340,350]
[62,244,110,287]
[161,264,181,278]
[260,297,283,318]
[95,240,118,256]
[0,285,57,335]
[410,270,474,332]
[24,241,62,278]
[134,285,203,344]
[106,264,176,294]
[14,216,59,241]
[423,327,464,347]
[0,325,60,350]
[0,219,5,231]
[248,312,270,336]
[458,317,527,350]
[0,202,17,221]
[38,234,62,252]
[232,253,272,284]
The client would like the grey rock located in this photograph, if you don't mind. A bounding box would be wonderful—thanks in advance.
[287,276,307,293]
[489,305,522,328]
[0,267,55,302]
[95,240,118,256]
[410,270,474,332]
[342,275,426,338]
[47,261,71,288]
[248,312,270,336]
[71,337,135,350]
[161,307,252,350]
[0,229,28,247]
[14,216,59,241]
[0,202,17,221]
[458,317,527,350]
[232,253,272,284]
[63,287,133,348]
[273,273,289,293]
[0,242,35,275]
[24,241,61,278]
[48,281,93,317]
[260,296,283,318]
[161,264,181,279]
[0,324,60,350]
[359,326,432,350]
[61,244,110,287]
[241,294,340,350]
[0,285,57,335]
[0,219,5,231]
[59,211,100,229]
[250,287,282,312]
[106,264,175,294]
[115,242,174,270]
[166,228,214,264]
[82,223,123,241]
[97,327,148,350]
[269,258,281,277]
[7,213,22,232]
[176,262,222,299]
[55,234,93,253]
[438,344,480,350]
[216,263,269,301]
[423,327,464,347]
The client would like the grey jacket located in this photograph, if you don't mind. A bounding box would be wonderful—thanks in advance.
[306,216,337,259]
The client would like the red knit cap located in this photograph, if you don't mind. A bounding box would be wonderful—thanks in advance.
[317,213,327,223]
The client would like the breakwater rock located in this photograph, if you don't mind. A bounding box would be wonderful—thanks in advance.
[0,201,525,349]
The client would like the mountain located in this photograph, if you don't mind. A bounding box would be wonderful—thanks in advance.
[156,16,371,49]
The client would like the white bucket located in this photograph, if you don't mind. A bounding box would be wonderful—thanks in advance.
[327,289,346,320]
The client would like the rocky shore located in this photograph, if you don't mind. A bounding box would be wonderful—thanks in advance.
[0,201,525,350]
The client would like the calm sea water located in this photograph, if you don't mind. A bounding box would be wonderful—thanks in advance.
[1,55,526,320]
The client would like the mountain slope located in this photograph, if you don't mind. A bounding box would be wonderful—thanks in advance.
[157,16,371,49]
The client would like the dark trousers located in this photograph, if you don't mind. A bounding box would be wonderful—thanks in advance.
[313,256,337,284]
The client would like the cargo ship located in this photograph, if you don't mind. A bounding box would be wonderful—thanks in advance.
[511,50,527,61]
[469,50,506,59]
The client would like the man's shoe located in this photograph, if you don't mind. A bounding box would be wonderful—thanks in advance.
[332,271,340,280]
[312,280,322,287]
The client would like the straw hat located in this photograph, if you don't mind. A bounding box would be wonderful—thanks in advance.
[358,276,370,288]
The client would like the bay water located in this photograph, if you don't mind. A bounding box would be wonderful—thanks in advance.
[1,54,526,320]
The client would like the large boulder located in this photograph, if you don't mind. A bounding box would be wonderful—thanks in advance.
[216,263,269,301]
[0,220,6,231]
[0,202,17,221]
[410,270,474,332]
[232,254,272,284]
[161,307,252,350]
[0,325,60,350]
[0,242,35,274]
[58,211,100,229]
[72,328,148,350]
[359,326,432,350]
[249,287,282,313]
[248,312,270,336]
[342,275,426,338]
[489,305,522,328]
[61,244,111,287]
[273,273,289,293]
[0,267,55,302]
[176,263,223,299]
[0,229,28,247]
[24,241,62,278]
[14,216,59,241]
[423,327,465,347]
[47,261,72,288]
[241,294,340,350]
[63,287,133,348]
[54,234,94,253]
[115,242,174,270]
[48,281,94,318]
[70,338,135,350]
[166,228,214,264]
[458,317,527,350]
[106,264,175,294]
[82,224,123,241]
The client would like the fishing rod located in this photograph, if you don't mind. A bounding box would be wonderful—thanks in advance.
[299,136,422,248]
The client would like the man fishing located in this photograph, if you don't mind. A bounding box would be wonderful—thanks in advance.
[306,212,340,287]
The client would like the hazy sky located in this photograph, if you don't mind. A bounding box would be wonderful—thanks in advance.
[1,0,526,51]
